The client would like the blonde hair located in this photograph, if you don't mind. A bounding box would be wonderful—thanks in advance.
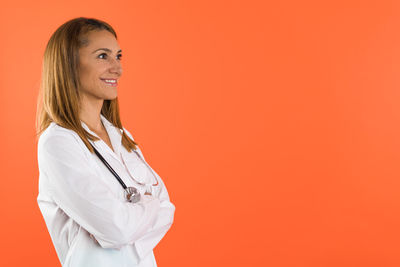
[36,17,138,153]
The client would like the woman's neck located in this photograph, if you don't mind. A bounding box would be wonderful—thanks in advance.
[79,97,104,133]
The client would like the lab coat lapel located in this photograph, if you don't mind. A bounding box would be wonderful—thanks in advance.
[80,114,123,164]
[100,114,123,158]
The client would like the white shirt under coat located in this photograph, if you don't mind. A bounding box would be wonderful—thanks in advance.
[37,114,175,267]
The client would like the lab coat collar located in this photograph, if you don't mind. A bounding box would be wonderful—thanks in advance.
[81,114,123,162]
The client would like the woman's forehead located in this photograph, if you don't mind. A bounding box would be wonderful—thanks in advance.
[81,30,120,52]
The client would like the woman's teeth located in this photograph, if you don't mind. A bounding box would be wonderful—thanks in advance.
[101,79,117,86]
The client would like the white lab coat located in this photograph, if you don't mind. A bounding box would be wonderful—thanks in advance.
[37,114,175,267]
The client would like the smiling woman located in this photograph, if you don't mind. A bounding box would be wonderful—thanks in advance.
[35,17,175,267]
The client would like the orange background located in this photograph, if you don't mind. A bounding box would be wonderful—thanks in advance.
[1,0,400,266]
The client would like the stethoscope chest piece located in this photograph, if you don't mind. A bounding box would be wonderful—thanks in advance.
[125,187,141,203]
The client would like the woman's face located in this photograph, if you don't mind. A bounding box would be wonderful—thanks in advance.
[78,30,122,102]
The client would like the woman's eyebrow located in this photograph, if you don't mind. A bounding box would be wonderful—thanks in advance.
[92,48,122,54]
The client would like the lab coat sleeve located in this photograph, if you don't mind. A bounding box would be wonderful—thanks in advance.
[134,175,175,260]
[123,128,176,259]
[37,131,162,249]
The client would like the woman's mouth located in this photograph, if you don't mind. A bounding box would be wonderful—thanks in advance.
[100,79,118,87]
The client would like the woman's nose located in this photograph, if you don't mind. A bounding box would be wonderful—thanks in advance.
[109,57,122,75]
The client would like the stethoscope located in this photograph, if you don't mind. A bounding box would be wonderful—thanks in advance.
[90,143,159,203]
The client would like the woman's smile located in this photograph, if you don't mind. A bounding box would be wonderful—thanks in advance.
[100,78,118,87]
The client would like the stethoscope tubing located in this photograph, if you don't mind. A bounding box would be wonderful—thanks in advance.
[90,143,129,190]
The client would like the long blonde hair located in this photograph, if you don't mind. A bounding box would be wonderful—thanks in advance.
[36,17,138,153]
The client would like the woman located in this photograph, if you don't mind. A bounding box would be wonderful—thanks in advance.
[36,17,175,267]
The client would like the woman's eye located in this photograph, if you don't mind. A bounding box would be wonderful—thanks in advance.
[98,53,122,60]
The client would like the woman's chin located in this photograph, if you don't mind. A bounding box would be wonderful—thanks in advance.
[104,94,118,100]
